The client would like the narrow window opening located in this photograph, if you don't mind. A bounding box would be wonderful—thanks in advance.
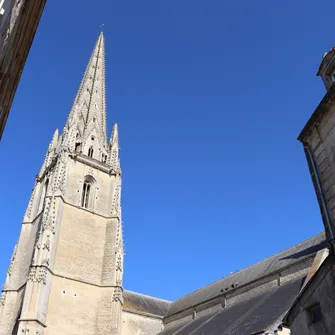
[91,136,95,141]
[81,183,87,208]
[75,142,81,153]
[307,303,323,324]
[85,184,91,208]
[88,146,94,157]
[81,182,91,209]
[102,154,107,163]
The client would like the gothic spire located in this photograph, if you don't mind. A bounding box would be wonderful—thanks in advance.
[64,32,107,146]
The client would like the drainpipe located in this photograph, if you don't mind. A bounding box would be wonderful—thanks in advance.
[304,143,335,248]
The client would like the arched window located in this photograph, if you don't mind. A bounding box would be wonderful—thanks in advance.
[81,176,96,209]
[88,146,94,157]
[81,182,91,208]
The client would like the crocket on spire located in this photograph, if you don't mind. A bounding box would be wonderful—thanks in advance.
[63,32,107,152]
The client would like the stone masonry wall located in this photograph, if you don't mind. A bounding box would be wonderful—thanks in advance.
[302,102,335,240]
[45,276,114,335]
[121,310,163,335]
[288,257,335,335]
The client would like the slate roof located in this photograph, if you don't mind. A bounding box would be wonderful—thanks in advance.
[123,290,171,317]
[166,233,326,317]
[159,277,304,335]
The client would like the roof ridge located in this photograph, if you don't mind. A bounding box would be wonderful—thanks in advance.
[171,232,324,303]
[124,289,172,303]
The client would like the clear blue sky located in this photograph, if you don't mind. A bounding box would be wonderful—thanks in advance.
[0,0,332,301]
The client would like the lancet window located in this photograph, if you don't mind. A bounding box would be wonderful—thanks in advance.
[80,176,96,210]
[88,146,94,157]
[81,182,91,208]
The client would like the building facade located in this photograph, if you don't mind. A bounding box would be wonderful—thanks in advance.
[0,0,47,139]
[283,253,335,335]
[280,46,335,335]
[1,33,335,335]
[0,32,125,334]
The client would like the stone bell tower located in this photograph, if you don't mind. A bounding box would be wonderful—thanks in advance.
[0,32,124,334]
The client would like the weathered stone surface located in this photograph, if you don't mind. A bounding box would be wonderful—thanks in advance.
[284,255,335,335]
[122,311,164,335]
[0,32,124,335]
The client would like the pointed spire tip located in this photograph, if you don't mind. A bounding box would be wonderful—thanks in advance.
[110,123,119,144]
[65,30,107,145]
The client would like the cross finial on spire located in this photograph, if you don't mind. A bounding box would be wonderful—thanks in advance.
[101,24,104,32]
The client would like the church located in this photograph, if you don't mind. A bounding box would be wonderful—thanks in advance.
[0,32,334,335]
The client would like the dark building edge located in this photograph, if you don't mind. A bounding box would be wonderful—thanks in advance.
[0,0,47,140]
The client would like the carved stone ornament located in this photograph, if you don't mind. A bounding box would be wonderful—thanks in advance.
[52,159,66,192]
[0,291,6,306]
[87,167,95,177]
[7,243,18,276]
[60,161,67,192]
[28,267,47,285]
[24,184,36,220]
[112,287,123,304]
[41,198,56,234]
[110,148,118,171]
[52,160,61,190]
[116,255,122,272]
[42,258,50,267]
[111,186,120,216]
[21,325,30,334]
[115,216,124,250]
[43,235,51,251]
[35,233,42,250]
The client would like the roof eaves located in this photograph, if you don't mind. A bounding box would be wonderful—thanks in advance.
[298,82,335,142]
[124,289,172,303]
[123,307,164,320]
[165,258,312,319]
[316,47,335,76]
[167,233,324,314]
